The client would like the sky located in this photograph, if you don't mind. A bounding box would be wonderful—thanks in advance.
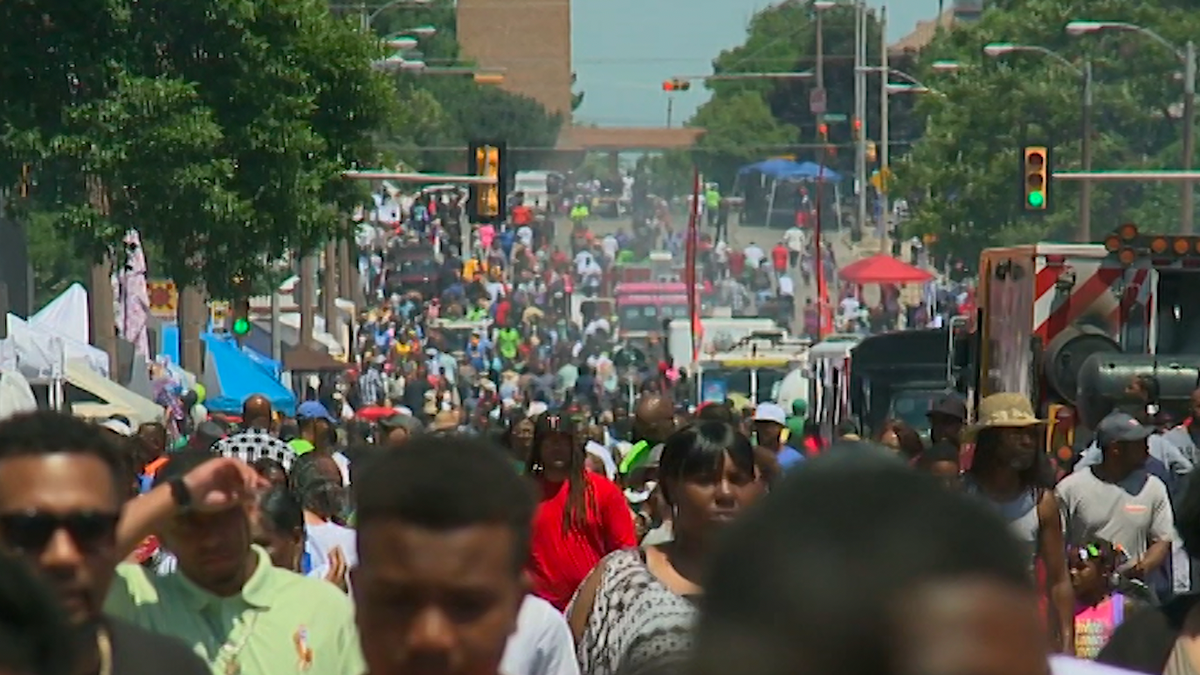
[571,0,942,127]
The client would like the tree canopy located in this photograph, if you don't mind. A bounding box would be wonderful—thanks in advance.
[368,0,564,171]
[684,1,919,187]
[0,0,394,298]
[893,0,1200,260]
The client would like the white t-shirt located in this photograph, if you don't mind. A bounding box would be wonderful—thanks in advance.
[783,227,805,252]
[305,521,359,574]
[517,225,534,247]
[501,595,580,675]
[778,276,794,297]
[602,235,619,259]
[744,245,765,268]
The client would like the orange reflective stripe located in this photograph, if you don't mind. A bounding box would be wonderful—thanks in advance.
[143,456,169,477]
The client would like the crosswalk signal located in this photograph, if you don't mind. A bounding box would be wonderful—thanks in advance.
[210,301,230,333]
[468,141,507,224]
[662,79,691,92]
[1022,145,1051,212]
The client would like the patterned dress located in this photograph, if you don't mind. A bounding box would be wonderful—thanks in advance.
[570,548,697,675]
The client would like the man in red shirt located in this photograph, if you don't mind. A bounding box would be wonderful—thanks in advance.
[728,248,746,280]
[771,242,789,276]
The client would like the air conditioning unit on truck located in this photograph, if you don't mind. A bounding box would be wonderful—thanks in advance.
[963,224,1200,469]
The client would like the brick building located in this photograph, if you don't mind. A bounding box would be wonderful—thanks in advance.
[456,0,574,118]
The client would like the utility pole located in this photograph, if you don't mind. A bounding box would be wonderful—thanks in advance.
[323,241,338,347]
[854,1,868,241]
[878,5,889,253]
[1182,40,1196,234]
[299,254,317,349]
[1079,60,1094,242]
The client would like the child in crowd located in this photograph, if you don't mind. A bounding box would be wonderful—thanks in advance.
[1071,539,1151,659]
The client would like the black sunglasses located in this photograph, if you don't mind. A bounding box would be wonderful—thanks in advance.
[0,510,120,554]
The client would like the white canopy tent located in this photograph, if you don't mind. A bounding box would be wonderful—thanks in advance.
[0,370,38,421]
[2,314,109,382]
[30,283,91,345]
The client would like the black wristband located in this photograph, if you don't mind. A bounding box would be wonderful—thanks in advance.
[169,477,192,510]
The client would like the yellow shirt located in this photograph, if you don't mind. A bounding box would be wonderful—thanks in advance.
[105,546,364,675]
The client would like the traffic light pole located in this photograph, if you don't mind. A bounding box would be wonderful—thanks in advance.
[1054,171,1200,180]
[1079,60,1094,242]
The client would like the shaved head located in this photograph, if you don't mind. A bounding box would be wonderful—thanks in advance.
[634,394,676,445]
[242,395,273,430]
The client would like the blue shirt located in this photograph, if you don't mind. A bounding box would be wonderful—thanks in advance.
[777,445,806,471]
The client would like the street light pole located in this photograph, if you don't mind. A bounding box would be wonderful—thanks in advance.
[1080,59,1094,242]
[879,5,889,253]
[1183,40,1195,233]
[854,1,868,240]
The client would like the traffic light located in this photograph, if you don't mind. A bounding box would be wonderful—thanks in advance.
[209,301,230,333]
[467,141,507,224]
[1022,145,1051,212]
[852,117,862,140]
[817,123,829,140]
[662,79,691,92]
[232,316,250,336]
[866,140,877,163]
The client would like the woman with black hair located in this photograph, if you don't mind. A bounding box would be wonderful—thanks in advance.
[502,409,537,471]
[964,393,1075,654]
[526,413,637,611]
[567,421,765,675]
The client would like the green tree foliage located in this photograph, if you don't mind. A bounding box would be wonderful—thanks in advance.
[689,1,918,179]
[0,0,394,298]
[894,0,1200,260]
[690,93,799,187]
[367,0,563,171]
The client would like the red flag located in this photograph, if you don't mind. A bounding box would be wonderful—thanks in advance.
[687,168,701,363]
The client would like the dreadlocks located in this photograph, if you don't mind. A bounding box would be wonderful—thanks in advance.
[528,412,592,533]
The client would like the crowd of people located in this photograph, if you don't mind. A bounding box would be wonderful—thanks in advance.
[0,380,1193,675]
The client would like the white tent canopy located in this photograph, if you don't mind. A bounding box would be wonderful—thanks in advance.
[31,282,91,345]
[2,314,109,382]
[67,358,163,425]
[0,370,38,422]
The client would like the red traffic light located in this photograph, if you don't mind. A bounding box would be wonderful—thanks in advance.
[662,81,675,92]
[817,123,829,137]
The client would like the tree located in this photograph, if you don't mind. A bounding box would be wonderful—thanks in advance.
[367,0,563,171]
[0,0,394,298]
[693,1,917,173]
[892,0,1200,261]
[689,92,800,188]
[571,72,585,113]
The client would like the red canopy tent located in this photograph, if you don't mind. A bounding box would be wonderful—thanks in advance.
[838,254,934,285]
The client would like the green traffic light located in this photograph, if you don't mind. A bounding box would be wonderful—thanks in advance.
[232,317,250,335]
[1027,191,1045,208]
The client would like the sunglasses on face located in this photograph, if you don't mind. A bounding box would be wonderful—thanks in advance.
[0,510,120,554]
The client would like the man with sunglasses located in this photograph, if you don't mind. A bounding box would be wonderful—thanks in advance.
[0,411,209,675]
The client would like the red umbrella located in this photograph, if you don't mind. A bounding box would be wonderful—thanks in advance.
[357,406,399,421]
[838,254,934,285]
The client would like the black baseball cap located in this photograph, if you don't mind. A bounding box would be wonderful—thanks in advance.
[928,395,967,421]
[1095,412,1153,447]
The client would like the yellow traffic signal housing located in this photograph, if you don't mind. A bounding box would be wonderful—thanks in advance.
[468,141,507,224]
[866,140,877,164]
[1022,145,1050,212]
[663,79,691,92]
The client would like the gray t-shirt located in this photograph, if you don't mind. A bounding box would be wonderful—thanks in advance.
[1056,467,1174,560]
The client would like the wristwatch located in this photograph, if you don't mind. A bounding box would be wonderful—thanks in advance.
[168,477,193,510]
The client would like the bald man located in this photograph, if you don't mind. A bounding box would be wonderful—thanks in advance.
[242,395,273,431]
[633,393,676,447]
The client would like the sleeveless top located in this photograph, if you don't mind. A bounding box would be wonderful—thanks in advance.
[1074,593,1125,659]
[570,548,697,675]
[963,477,1041,572]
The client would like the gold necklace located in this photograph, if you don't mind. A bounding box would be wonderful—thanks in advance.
[96,626,113,675]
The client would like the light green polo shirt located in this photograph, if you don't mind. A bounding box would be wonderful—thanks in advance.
[105,546,364,675]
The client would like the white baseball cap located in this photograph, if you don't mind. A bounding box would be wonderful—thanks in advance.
[753,403,788,426]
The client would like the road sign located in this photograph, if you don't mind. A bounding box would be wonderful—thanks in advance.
[147,280,178,319]
[822,112,848,122]
[209,301,230,332]
[809,88,827,115]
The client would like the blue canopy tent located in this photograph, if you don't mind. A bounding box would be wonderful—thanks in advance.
[737,158,846,228]
[794,161,843,182]
[737,158,810,179]
[200,333,295,416]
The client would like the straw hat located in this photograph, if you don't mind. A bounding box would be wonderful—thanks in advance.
[967,393,1044,437]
